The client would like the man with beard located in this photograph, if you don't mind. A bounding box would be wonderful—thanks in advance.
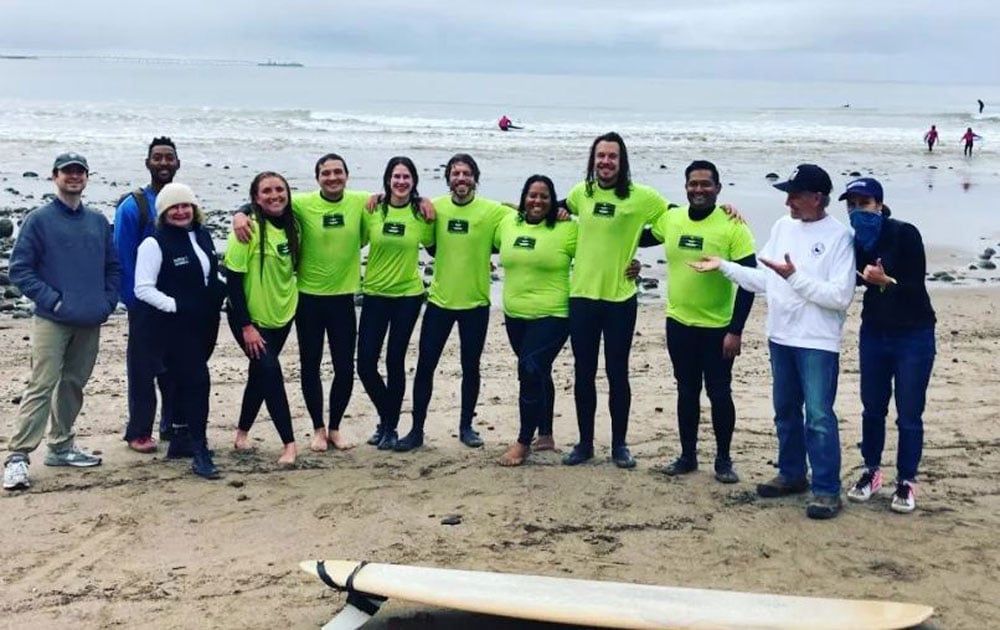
[639,161,757,483]
[561,132,670,469]
[393,153,512,451]
[115,137,181,454]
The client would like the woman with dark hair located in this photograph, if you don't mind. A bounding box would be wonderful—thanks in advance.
[495,175,576,466]
[357,157,435,450]
[224,171,301,466]
[133,182,226,478]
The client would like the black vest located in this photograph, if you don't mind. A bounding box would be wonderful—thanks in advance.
[144,224,225,323]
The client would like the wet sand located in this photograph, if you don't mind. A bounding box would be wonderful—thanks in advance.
[1,288,999,629]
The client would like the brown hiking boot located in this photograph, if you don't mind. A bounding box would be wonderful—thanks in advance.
[756,474,809,498]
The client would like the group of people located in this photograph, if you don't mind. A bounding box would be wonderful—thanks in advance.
[923,124,982,155]
[2,133,937,522]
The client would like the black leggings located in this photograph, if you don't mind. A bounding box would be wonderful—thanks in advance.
[357,294,423,432]
[295,292,356,431]
[665,318,736,463]
[568,296,637,448]
[505,315,569,445]
[408,303,489,433]
[164,315,219,446]
[229,318,295,444]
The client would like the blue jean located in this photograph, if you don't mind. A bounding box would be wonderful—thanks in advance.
[504,315,570,445]
[859,325,935,481]
[768,341,842,496]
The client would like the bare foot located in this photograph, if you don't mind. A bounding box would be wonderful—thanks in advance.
[310,428,329,452]
[277,443,297,466]
[327,430,354,451]
[498,442,530,467]
[534,435,556,451]
[233,430,254,451]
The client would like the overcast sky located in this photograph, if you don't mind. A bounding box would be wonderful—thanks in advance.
[2,0,999,83]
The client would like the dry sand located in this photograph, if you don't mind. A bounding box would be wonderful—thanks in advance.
[1,287,998,629]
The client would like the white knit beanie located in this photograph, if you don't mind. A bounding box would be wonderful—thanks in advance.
[155,182,198,216]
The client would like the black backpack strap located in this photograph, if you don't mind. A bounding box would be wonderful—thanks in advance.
[133,189,151,236]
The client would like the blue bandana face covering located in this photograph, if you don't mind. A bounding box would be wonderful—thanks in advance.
[849,209,883,252]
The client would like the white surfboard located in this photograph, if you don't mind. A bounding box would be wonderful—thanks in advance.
[300,559,933,630]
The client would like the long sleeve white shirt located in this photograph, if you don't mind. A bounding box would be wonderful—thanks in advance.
[719,214,856,353]
[134,233,211,313]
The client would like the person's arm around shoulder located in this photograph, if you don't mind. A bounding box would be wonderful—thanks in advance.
[134,236,175,313]
[232,203,255,243]
[9,212,62,311]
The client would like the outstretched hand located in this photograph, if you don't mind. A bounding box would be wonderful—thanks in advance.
[687,256,723,273]
[760,253,796,279]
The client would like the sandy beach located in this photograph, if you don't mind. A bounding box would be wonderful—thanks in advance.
[1,285,998,629]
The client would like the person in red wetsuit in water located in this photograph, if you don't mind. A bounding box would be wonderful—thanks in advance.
[960,127,982,157]
[498,115,522,131]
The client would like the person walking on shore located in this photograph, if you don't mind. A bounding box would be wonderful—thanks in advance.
[838,178,936,514]
[225,172,300,466]
[923,125,939,152]
[642,161,757,483]
[3,152,121,491]
[961,127,981,157]
[357,157,434,451]
[133,183,226,478]
[690,164,855,519]
[393,154,512,452]
[115,137,181,452]
[561,132,670,469]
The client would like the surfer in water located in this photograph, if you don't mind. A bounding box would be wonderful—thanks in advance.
[923,125,939,152]
[961,127,982,157]
[498,115,522,131]
[978,99,985,114]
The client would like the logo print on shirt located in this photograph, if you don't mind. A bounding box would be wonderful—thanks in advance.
[593,202,616,218]
[677,235,704,250]
[323,213,345,228]
[447,219,469,234]
[811,242,826,257]
[172,256,190,266]
[383,222,406,236]
[513,236,536,250]
[277,242,291,256]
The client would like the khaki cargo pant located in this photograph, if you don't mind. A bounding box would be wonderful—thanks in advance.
[8,317,100,455]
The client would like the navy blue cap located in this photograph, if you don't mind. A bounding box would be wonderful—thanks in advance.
[773,164,832,195]
[838,177,884,203]
[53,152,89,172]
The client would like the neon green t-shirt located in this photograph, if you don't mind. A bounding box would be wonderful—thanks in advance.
[362,204,435,297]
[428,195,512,310]
[566,182,669,301]
[652,205,756,327]
[495,214,577,319]
[292,189,368,296]
[224,218,299,328]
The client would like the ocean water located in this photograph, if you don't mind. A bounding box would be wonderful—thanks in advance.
[2,58,999,263]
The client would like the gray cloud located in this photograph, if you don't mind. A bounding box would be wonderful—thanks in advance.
[1,0,998,82]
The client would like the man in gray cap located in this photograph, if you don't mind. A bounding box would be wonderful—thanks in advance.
[689,164,856,519]
[3,152,121,491]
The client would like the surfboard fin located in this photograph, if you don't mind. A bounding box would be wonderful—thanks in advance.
[321,603,373,630]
